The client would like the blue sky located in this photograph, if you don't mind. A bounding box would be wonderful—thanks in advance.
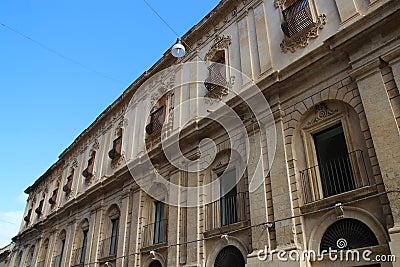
[0,0,220,247]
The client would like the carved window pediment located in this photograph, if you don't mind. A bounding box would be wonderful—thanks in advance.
[276,0,327,53]
[204,35,233,101]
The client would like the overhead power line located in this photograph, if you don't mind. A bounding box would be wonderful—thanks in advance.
[0,21,122,83]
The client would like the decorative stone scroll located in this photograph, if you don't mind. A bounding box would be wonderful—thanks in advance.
[307,103,339,126]
[204,35,232,61]
[280,14,327,53]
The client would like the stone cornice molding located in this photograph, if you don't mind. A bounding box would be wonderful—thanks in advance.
[348,58,381,81]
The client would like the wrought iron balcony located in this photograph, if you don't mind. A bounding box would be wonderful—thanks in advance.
[62,175,73,194]
[300,150,371,204]
[24,209,32,223]
[48,188,58,205]
[108,136,122,160]
[145,106,166,150]
[99,235,118,259]
[145,106,165,136]
[35,200,44,215]
[142,219,167,248]
[71,246,87,267]
[205,191,249,231]
[204,63,230,100]
[281,0,313,38]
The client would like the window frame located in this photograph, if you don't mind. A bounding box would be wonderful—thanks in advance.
[301,107,359,202]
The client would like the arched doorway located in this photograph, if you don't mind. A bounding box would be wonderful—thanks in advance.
[214,246,245,267]
[149,260,162,267]
[320,218,378,251]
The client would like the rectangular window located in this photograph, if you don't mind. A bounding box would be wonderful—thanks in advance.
[82,154,95,179]
[313,124,355,197]
[49,189,58,205]
[59,240,65,267]
[153,201,165,244]
[109,218,119,256]
[80,230,88,264]
[109,135,122,160]
[35,199,44,215]
[24,209,32,223]
[219,169,238,226]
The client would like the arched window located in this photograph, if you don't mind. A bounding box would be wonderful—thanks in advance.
[25,245,35,267]
[109,128,123,160]
[37,238,49,267]
[72,219,89,266]
[100,205,120,259]
[320,219,378,251]
[214,246,245,267]
[82,151,96,182]
[53,230,66,267]
[13,251,23,267]
[149,260,162,267]
[63,168,74,195]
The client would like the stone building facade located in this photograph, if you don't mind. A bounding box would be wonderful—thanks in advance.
[7,0,400,266]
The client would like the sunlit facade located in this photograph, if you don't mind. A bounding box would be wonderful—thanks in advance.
[5,0,400,266]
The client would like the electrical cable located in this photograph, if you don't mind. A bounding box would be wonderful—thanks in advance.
[0,21,122,83]
[69,187,400,266]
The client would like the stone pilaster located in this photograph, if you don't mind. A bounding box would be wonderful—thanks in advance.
[88,205,102,265]
[351,58,400,265]
[269,119,296,248]
[247,131,269,251]
[117,189,132,267]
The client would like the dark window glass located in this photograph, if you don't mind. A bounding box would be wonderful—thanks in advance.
[219,169,238,226]
[314,124,355,197]
[153,201,164,244]
[80,230,88,263]
[109,218,119,255]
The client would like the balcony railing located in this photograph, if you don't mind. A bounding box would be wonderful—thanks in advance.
[204,63,229,92]
[281,0,313,38]
[205,191,249,231]
[300,150,371,204]
[145,106,166,150]
[146,106,165,136]
[51,255,62,267]
[142,219,167,248]
[71,246,87,267]
[36,260,45,267]
[99,236,118,259]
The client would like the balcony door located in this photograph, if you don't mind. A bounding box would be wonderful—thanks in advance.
[109,218,119,256]
[153,201,165,244]
[313,124,355,198]
[219,169,237,226]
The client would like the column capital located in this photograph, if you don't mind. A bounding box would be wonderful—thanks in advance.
[349,58,381,81]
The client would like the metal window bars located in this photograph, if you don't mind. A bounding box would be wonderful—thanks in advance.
[300,150,371,204]
[205,191,249,231]
[141,219,168,248]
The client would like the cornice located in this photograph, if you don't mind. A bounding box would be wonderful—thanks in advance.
[348,58,381,81]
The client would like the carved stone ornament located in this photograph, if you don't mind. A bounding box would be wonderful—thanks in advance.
[115,119,128,135]
[280,14,327,53]
[111,153,125,170]
[71,157,78,169]
[274,0,286,9]
[307,103,339,126]
[91,139,100,151]
[204,35,232,61]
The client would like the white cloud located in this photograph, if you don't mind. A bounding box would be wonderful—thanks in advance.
[0,210,23,248]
